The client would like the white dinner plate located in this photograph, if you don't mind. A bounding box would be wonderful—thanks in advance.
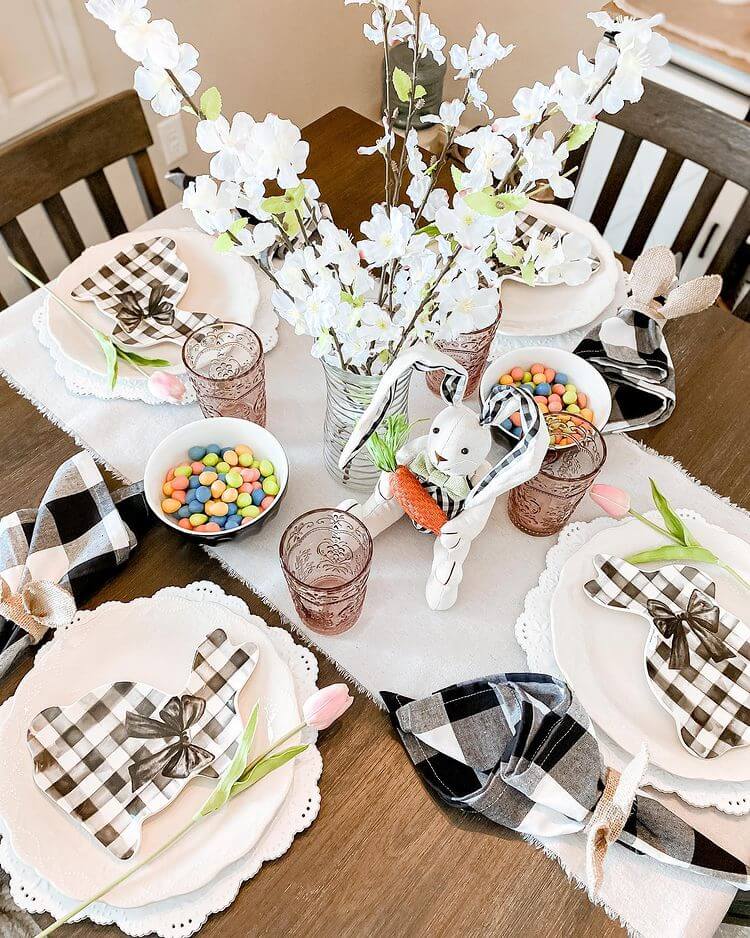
[551,513,750,782]
[47,228,260,380]
[498,201,623,336]
[0,592,299,907]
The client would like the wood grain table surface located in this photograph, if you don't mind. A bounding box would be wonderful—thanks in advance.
[2,106,749,938]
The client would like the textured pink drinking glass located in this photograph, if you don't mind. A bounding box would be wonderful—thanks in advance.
[279,509,373,635]
[425,312,501,399]
[508,416,607,536]
[182,322,266,425]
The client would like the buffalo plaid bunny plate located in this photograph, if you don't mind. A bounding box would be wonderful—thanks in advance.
[584,555,750,760]
[27,627,259,859]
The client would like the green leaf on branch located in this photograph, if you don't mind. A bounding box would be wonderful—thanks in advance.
[199,86,222,121]
[261,182,306,217]
[230,745,308,797]
[649,478,699,546]
[414,84,427,99]
[116,348,170,368]
[520,259,535,285]
[281,209,300,238]
[197,703,260,817]
[415,223,440,237]
[214,232,234,253]
[93,330,118,389]
[495,247,522,267]
[497,191,530,212]
[567,122,597,151]
[392,66,412,103]
[229,217,248,236]
[625,545,719,566]
[450,164,464,191]
[463,188,527,218]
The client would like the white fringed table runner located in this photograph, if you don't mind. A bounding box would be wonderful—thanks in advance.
[1,206,748,938]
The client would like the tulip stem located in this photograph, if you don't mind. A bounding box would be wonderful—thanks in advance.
[627,509,679,543]
[718,561,750,592]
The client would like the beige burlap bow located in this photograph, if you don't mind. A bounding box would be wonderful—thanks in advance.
[628,245,722,323]
[585,744,649,894]
[0,577,77,643]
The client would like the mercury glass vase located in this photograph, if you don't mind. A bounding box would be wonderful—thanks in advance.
[425,314,501,399]
[322,362,411,488]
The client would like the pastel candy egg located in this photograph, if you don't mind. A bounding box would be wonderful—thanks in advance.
[245,468,261,482]
[535,382,552,397]
[217,473,227,483]
[251,481,263,491]
[161,498,181,514]
[188,446,206,462]
[543,367,556,383]
[262,476,279,496]
[216,461,230,474]
[190,513,209,527]
[577,392,588,408]
[537,402,549,414]
[172,490,186,505]
[533,395,548,405]
[554,373,569,385]
[548,398,563,413]
[241,517,254,526]
[522,372,532,384]
[178,518,192,530]
[236,492,252,508]
[191,461,205,475]
[532,372,546,385]
[552,383,566,396]
[501,418,512,431]
[204,522,222,532]
[222,450,239,466]
[235,444,252,456]
[203,453,220,467]
[510,411,522,428]
[205,444,221,455]
[530,363,545,376]
[196,486,211,503]
[499,374,514,386]
[166,468,175,482]
[251,488,265,506]
[521,383,536,394]
[251,459,261,469]
[213,515,227,528]
[260,495,275,510]
[211,479,226,498]
[240,505,261,519]
[225,469,243,489]
[580,408,594,422]
[170,476,189,491]
[564,383,577,393]
[239,483,252,494]
[238,452,254,467]
[512,426,523,438]
[209,500,229,517]
[227,502,238,515]
[174,465,192,478]
[225,517,242,530]
[188,498,204,514]
[510,367,524,381]
[199,471,218,485]
[177,505,191,519]
[566,403,581,414]
[222,487,238,503]
[259,459,274,477]
[162,481,173,497]
[188,476,200,489]
[562,390,577,405]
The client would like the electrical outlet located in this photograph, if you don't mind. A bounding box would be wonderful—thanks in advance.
[157,114,188,164]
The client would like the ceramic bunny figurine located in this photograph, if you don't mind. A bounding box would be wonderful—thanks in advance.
[338,345,549,611]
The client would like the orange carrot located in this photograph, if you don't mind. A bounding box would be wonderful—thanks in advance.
[365,414,448,535]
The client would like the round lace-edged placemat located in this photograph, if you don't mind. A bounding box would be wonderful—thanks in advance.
[515,514,750,815]
[0,582,322,938]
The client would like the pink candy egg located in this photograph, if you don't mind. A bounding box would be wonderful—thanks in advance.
[166,468,175,482]
[260,496,275,510]
[552,384,566,396]
[543,367,556,383]
[178,518,192,529]
[239,482,252,494]
[172,490,186,505]
[170,476,189,491]
[191,461,205,474]
[204,522,221,532]
[241,517,253,526]
[251,481,263,491]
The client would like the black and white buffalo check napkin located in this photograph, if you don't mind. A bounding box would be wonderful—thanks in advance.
[71,235,216,348]
[574,246,722,434]
[0,452,149,679]
[383,674,750,891]
[585,554,750,760]
[28,628,259,860]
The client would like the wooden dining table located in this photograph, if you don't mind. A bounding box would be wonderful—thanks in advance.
[1,105,749,937]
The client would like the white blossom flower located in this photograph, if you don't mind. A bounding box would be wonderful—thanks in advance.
[357,117,395,157]
[115,16,179,68]
[85,0,148,31]
[363,9,413,45]
[467,75,492,117]
[410,12,446,65]
[272,289,308,334]
[276,247,321,299]
[358,303,401,345]
[340,334,373,369]
[422,187,449,222]
[358,204,415,266]
[232,222,277,258]
[247,115,309,188]
[492,82,551,141]
[455,125,513,190]
[519,131,574,199]
[196,112,255,182]
[588,12,664,45]
[437,273,499,336]
[421,98,466,128]
[434,192,494,250]
[536,231,596,285]
[182,176,240,234]
[134,42,199,117]
[318,220,369,290]
[601,32,670,112]
[449,25,514,79]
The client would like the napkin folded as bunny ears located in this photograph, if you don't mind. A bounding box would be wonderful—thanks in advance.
[383,674,750,893]
[0,452,149,679]
[575,245,722,434]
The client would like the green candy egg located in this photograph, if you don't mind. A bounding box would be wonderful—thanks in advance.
[202,453,220,467]
[262,476,279,495]
[236,493,252,509]
[562,390,578,405]
[238,453,254,467]
[259,459,274,477]
[189,512,208,526]
[225,470,243,488]
[216,461,231,474]
[174,465,192,477]
[240,505,261,518]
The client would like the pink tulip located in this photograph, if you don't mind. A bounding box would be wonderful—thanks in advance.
[303,683,353,730]
[590,483,631,519]
[148,371,187,404]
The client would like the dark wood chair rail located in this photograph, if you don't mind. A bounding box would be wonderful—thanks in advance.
[561,78,750,320]
[0,90,166,309]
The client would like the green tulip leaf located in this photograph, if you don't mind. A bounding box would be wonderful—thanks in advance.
[649,478,699,546]
[392,66,412,103]
[93,330,118,389]
[196,702,260,817]
[625,545,719,566]
[230,744,308,798]
[199,87,222,121]
[115,348,170,368]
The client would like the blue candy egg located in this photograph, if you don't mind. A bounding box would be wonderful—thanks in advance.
[225,516,241,530]
[177,505,191,519]
[512,425,523,437]
[214,515,227,528]
[218,473,227,483]
[205,444,222,455]
[251,488,265,506]
[227,503,238,515]
[501,417,513,431]
[196,486,211,503]
[554,372,568,385]
[188,476,200,489]
[188,446,206,462]
[188,499,204,514]
[536,382,552,396]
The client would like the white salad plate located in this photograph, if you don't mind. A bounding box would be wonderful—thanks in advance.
[551,514,750,782]
[45,227,260,380]
[0,588,303,907]
[498,201,624,336]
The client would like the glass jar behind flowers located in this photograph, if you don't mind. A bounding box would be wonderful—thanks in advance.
[425,312,501,399]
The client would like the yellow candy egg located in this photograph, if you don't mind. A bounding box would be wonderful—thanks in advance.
[221,487,238,503]
[161,497,181,514]
[211,480,226,498]
[235,444,252,456]
[199,471,218,485]
[222,449,239,466]
[211,500,228,517]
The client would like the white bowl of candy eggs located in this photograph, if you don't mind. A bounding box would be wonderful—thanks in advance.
[479,346,611,439]
[144,417,289,542]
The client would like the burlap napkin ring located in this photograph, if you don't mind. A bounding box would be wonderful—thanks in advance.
[628,245,722,324]
[585,744,649,894]
[0,577,77,644]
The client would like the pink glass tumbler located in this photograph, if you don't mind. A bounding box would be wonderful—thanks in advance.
[279,509,373,635]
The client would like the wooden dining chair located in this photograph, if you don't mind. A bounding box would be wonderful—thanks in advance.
[0,89,166,310]
[560,78,750,320]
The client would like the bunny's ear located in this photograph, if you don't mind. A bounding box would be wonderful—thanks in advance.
[339,344,469,470]
[463,385,549,510]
